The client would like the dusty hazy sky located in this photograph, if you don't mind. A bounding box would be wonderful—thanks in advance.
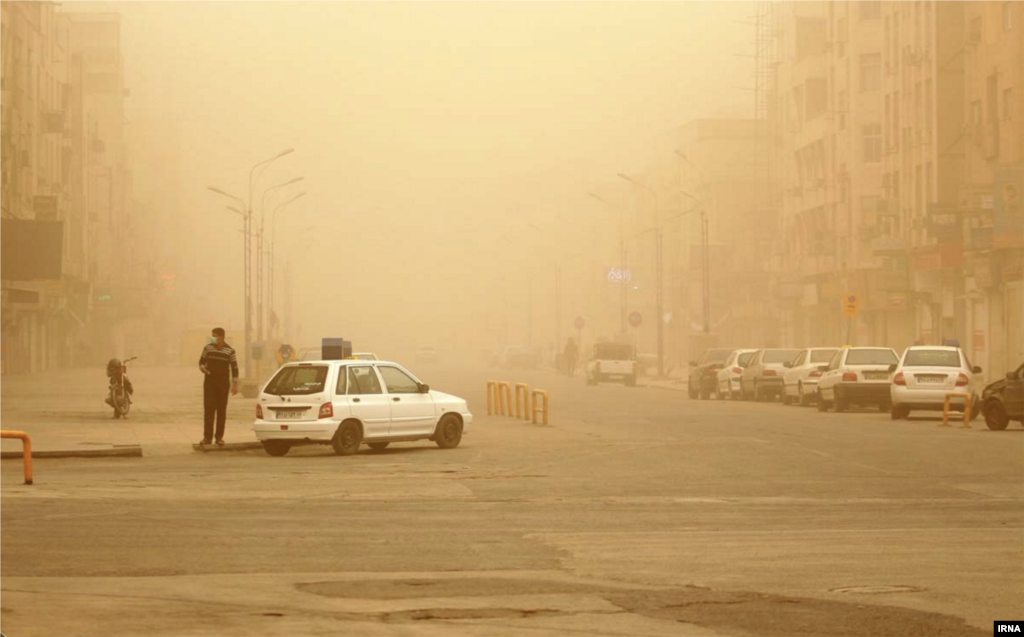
[77,1,755,355]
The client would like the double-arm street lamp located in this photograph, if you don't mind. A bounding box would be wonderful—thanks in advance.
[676,150,711,336]
[207,147,294,380]
[268,190,306,336]
[257,176,303,346]
[588,191,629,335]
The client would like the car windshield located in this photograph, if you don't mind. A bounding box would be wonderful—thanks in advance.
[810,349,839,363]
[594,344,633,360]
[265,365,328,395]
[763,349,800,363]
[738,352,755,366]
[701,349,733,364]
[846,349,898,365]
[903,349,961,367]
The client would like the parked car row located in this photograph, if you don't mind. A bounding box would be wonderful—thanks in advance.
[690,345,1023,431]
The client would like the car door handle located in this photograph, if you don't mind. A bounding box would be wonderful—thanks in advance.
[352,398,361,403]
[392,397,401,402]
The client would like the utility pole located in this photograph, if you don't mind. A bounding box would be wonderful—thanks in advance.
[702,210,710,334]
[617,172,663,378]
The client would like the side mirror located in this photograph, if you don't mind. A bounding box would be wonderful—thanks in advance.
[972,366,982,374]
[418,383,430,394]
[783,361,792,368]
[887,363,897,373]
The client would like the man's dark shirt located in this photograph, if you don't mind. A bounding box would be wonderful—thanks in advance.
[199,343,239,384]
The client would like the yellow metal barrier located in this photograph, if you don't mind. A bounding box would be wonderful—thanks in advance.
[941,392,972,428]
[515,382,531,420]
[486,380,499,415]
[531,389,549,425]
[497,381,513,416]
[1,430,34,485]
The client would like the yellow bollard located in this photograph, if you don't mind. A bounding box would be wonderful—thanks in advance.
[1,430,34,485]
[531,389,549,425]
[941,392,972,428]
[515,382,530,420]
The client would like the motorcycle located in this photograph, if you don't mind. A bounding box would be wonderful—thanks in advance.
[105,357,136,418]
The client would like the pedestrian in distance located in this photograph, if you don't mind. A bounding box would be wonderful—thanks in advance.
[198,327,239,446]
[564,337,579,377]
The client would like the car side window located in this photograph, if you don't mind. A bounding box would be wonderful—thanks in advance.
[335,366,347,395]
[377,366,420,394]
[348,366,382,395]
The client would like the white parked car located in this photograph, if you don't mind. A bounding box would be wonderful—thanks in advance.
[890,346,982,420]
[739,348,801,401]
[254,360,472,457]
[782,348,840,406]
[715,349,756,399]
[585,342,637,386]
[816,347,899,412]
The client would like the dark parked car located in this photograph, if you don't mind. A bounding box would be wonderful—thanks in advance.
[981,362,1024,431]
[688,348,735,399]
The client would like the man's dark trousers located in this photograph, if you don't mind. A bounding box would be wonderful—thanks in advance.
[203,379,230,441]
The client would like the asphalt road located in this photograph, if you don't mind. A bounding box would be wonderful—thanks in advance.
[2,363,1022,637]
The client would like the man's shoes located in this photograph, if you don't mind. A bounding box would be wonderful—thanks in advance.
[199,438,212,446]
[215,439,225,446]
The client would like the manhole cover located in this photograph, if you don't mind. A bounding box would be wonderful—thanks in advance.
[830,585,925,594]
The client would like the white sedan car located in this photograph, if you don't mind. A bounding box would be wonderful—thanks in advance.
[715,349,756,399]
[817,347,899,413]
[890,346,982,420]
[782,347,840,406]
[254,360,472,457]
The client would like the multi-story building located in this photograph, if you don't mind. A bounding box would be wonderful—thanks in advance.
[961,1,1024,376]
[877,1,967,352]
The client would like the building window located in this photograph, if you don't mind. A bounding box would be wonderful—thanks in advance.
[1004,88,1015,121]
[863,124,882,162]
[1004,2,1014,30]
[859,53,882,92]
[859,1,881,21]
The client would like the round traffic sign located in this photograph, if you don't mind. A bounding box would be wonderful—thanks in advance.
[574,316,586,330]
[628,311,643,328]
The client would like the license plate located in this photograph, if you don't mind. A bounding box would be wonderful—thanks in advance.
[917,375,945,384]
[864,372,888,380]
[276,410,304,420]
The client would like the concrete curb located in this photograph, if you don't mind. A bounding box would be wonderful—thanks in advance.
[1,445,142,460]
[192,441,264,453]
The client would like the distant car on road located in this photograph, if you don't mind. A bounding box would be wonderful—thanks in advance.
[415,346,439,364]
[739,348,800,402]
[980,361,1023,431]
[254,360,471,457]
[715,349,756,400]
[782,348,840,406]
[816,347,899,412]
[688,348,735,399]
[586,342,636,387]
[889,346,981,421]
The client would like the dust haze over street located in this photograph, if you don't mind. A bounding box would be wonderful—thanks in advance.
[2,2,1024,637]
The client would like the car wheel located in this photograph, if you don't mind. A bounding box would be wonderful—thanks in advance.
[798,384,812,407]
[262,440,291,457]
[891,404,910,420]
[834,389,847,413]
[984,400,1010,431]
[331,421,362,456]
[434,414,463,449]
[367,442,390,451]
[816,390,830,412]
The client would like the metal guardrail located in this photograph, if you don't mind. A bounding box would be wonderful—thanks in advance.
[487,381,549,425]
[941,392,972,428]
[531,389,549,425]
[1,430,34,484]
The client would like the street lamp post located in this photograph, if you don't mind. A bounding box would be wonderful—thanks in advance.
[207,186,251,377]
[617,173,664,378]
[677,151,712,336]
[268,191,306,336]
[257,176,303,347]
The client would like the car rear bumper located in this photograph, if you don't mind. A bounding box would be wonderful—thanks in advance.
[253,420,336,441]
[891,386,975,409]
[755,377,784,387]
[834,382,890,404]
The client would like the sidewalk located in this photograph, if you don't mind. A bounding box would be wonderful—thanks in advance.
[1,366,261,458]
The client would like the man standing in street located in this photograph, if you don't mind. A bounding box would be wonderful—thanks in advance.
[199,327,239,446]
[563,337,579,377]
